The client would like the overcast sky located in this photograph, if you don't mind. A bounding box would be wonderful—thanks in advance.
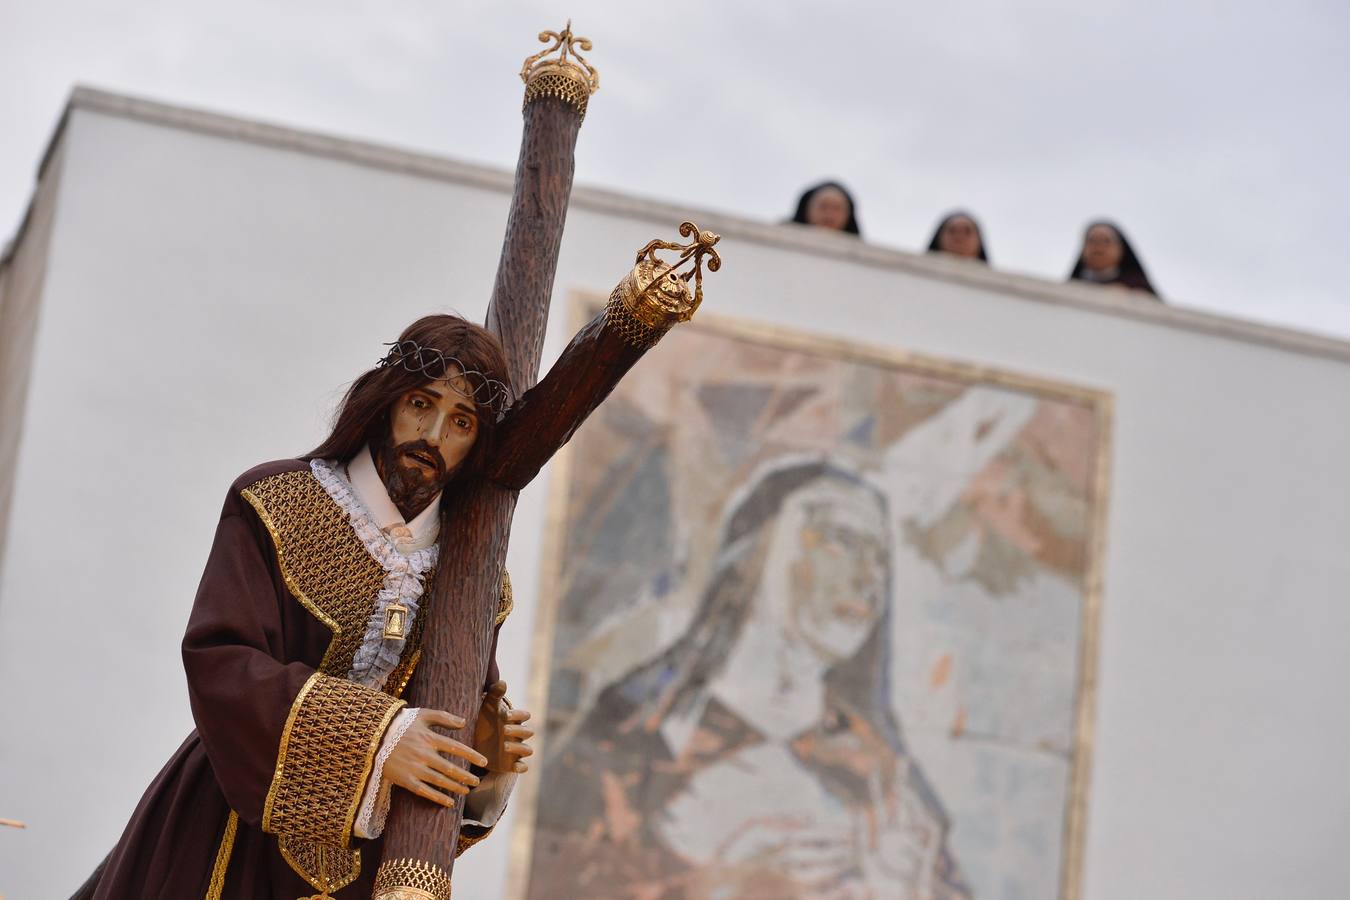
[4,1,1348,338]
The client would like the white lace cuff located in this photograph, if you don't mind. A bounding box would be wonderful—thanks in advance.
[354,707,421,839]
[464,769,518,828]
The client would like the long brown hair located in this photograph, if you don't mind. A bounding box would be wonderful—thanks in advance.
[306,314,512,508]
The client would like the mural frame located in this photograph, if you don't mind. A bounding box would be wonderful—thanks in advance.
[505,292,1114,900]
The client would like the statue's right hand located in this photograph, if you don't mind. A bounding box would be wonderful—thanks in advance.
[383,709,489,808]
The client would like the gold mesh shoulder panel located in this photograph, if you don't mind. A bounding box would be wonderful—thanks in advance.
[240,469,388,676]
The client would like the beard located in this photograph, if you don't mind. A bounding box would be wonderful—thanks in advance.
[375,438,452,521]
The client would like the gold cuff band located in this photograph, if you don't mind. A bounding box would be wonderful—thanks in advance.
[374,858,453,900]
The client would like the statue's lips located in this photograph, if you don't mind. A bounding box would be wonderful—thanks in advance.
[402,449,441,474]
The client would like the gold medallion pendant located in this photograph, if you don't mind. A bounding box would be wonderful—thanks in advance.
[383,602,409,640]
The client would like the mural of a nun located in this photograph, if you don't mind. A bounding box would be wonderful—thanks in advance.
[531,458,971,899]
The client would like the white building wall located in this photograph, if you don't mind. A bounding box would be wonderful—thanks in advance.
[1,91,1347,899]
[0,136,64,580]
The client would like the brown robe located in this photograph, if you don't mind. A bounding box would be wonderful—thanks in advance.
[74,459,504,900]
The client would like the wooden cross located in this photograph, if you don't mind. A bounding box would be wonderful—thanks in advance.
[373,24,720,898]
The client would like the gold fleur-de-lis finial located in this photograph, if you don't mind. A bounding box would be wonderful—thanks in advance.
[634,221,723,321]
[603,222,725,349]
[519,21,600,95]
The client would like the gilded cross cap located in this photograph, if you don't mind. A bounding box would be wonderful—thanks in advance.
[519,20,600,119]
[605,221,723,349]
[374,857,454,900]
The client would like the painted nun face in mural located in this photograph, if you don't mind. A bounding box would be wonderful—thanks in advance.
[532,461,968,898]
[786,482,887,665]
[710,471,891,744]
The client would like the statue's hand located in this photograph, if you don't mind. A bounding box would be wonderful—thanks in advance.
[475,680,535,774]
[384,709,487,808]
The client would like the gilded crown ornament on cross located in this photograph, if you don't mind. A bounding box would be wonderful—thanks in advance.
[519,20,600,118]
[605,222,723,349]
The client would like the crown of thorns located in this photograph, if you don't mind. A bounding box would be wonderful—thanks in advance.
[376,340,512,412]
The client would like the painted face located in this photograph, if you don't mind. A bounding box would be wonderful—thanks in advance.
[939,216,982,259]
[805,187,852,231]
[376,367,480,519]
[786,488,888,664]
[1082,224,1124,273]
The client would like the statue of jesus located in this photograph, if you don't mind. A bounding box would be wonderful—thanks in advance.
[76,315,535,898]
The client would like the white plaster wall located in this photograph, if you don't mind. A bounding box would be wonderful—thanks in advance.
[0,101,1347,899]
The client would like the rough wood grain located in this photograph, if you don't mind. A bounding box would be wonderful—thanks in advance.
[485,96,584,395]
[379,94,585,876]
[487,309,646,490]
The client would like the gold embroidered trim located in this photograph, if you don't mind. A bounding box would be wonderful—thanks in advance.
[456,825,493,858]
[389,649,421,698]
[374,857,453,900]
[240,470,389,676]
[261,673,403,846]
[496,570,514,627]
[203,810,238,900]
[279,834,361,894]
[262,673,318,827]
[261,671,390,892]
